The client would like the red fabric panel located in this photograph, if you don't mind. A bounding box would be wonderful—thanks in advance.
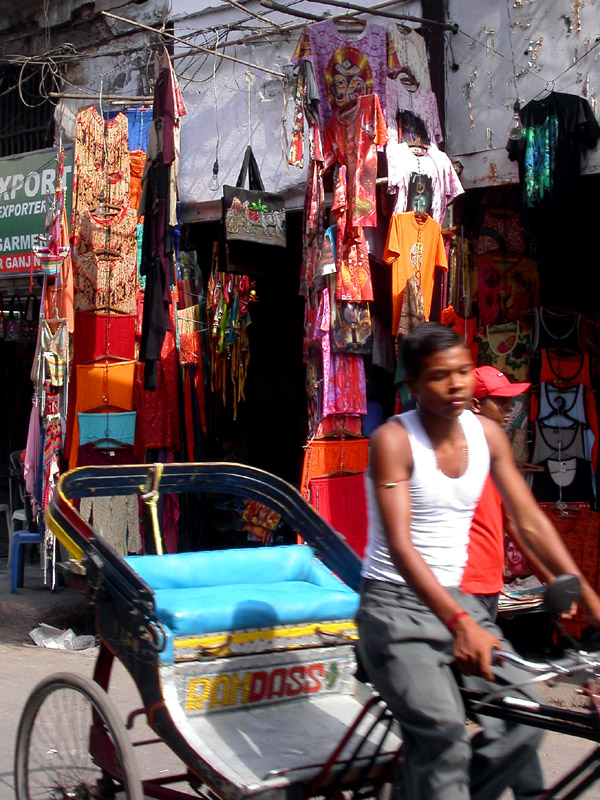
[309,473,368,558]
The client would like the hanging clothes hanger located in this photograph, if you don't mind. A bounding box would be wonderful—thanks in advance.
[532,80,555,102]
[399,68,420,89]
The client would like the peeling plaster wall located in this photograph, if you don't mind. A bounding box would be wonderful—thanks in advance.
[171,0,423,222]
[445,0,600,189]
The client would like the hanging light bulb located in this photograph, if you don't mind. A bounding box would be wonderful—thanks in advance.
[507,100,524,140]
[208,159,220,192]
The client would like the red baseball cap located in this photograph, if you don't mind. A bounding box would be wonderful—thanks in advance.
[473,366,531,399]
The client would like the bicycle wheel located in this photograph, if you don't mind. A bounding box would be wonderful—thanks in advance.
[14,672,143,800]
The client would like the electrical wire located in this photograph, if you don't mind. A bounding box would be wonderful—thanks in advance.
[505,0,520,104]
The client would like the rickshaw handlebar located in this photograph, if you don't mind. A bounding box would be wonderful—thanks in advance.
[493,647,600,676]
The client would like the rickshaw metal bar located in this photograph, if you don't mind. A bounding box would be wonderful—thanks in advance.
[142,778,201,799]
[140,463,165,556]
[126,708,147,729]
[54,463,362,590]
[265,748,401,779]
[92,641,115,692]
[132,737,163,746]
[319,707,393,799]
[553,762,600,800]
[350,713,397,800]
[463,697,600,741]
[305,695,382,794]
[541,747,600,799]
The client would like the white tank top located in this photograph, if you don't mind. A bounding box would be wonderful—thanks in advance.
[362,409,490,588]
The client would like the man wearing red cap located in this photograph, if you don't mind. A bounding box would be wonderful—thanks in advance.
[464,366,544,800]
[462,366,534,598]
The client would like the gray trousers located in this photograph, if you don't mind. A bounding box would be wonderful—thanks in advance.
[357,580,544,800]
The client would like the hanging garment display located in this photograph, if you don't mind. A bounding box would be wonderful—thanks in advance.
[73,106,130,220]
[77,411,137,447]
[323,93,388,229]
[539,349,592,388]
[384,211,448,335]
[474,252,539,327]
[331,166,373,302]
[386,141,464,222]
[135,329,181,451]
[330,298,373,354]
[300,436,370,499]
[138,47,186,391]
[396,274,426,339]
[289,60,320,170]
[385,81,443,146]
[309,472,368,557]
[292,20,400,130]
[33,147,71,276]
[533,308,582,352]
[67,361,136,469]
[73,312,137,364]
[472,207,525,256]
[386,23,431,90]
[506,92,600,225]
[43,203,74,333]
[314,286,367,418]
[74,206,138,315]
[530,457,595,505]
[73,252,138,315]
[532,420,588,463]
[531,382,598,466]
[476,321,532,381]
[206,256,256,420]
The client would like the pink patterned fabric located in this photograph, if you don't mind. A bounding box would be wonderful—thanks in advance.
[293,20,399,129]
[316,287,367,416]
[386,82,442,145]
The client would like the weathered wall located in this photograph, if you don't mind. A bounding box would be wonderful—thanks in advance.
[445,0,600,189]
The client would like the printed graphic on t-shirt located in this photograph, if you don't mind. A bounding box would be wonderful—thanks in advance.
[407,172,433,215]
[326,47,373,110]
[524,116,559,208]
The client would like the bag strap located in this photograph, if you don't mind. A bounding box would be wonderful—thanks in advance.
[24,293,40,322]
[235,146,266,192]
[8,293,23,320]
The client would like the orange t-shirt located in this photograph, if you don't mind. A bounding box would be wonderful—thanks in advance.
[461,475,505,594]
[384,211,448,335]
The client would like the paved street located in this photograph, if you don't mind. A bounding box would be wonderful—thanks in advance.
[1,639,600,800]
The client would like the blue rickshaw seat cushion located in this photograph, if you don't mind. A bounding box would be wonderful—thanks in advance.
[125,545,358,638]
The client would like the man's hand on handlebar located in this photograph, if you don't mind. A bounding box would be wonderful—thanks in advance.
[450,614,503,681]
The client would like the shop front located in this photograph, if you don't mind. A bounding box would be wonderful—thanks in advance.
[2,1,600,620]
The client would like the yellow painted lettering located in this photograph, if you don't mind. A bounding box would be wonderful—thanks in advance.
[186,677,211,711]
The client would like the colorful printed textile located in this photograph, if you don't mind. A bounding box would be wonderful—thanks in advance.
[507,92,600,225]
[476,321,532,382]
[324,93,388,229]
[384,211,447,334]
[385,82,442,145]
[475,253,539,327]
[331,167,373,301]
[386,24,431,89]
[386,142,463,223]
[292,20,399,129]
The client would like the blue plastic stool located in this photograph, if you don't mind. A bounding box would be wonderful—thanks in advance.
[10,531,44,593]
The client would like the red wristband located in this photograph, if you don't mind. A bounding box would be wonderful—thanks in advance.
[446,610,469,631]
